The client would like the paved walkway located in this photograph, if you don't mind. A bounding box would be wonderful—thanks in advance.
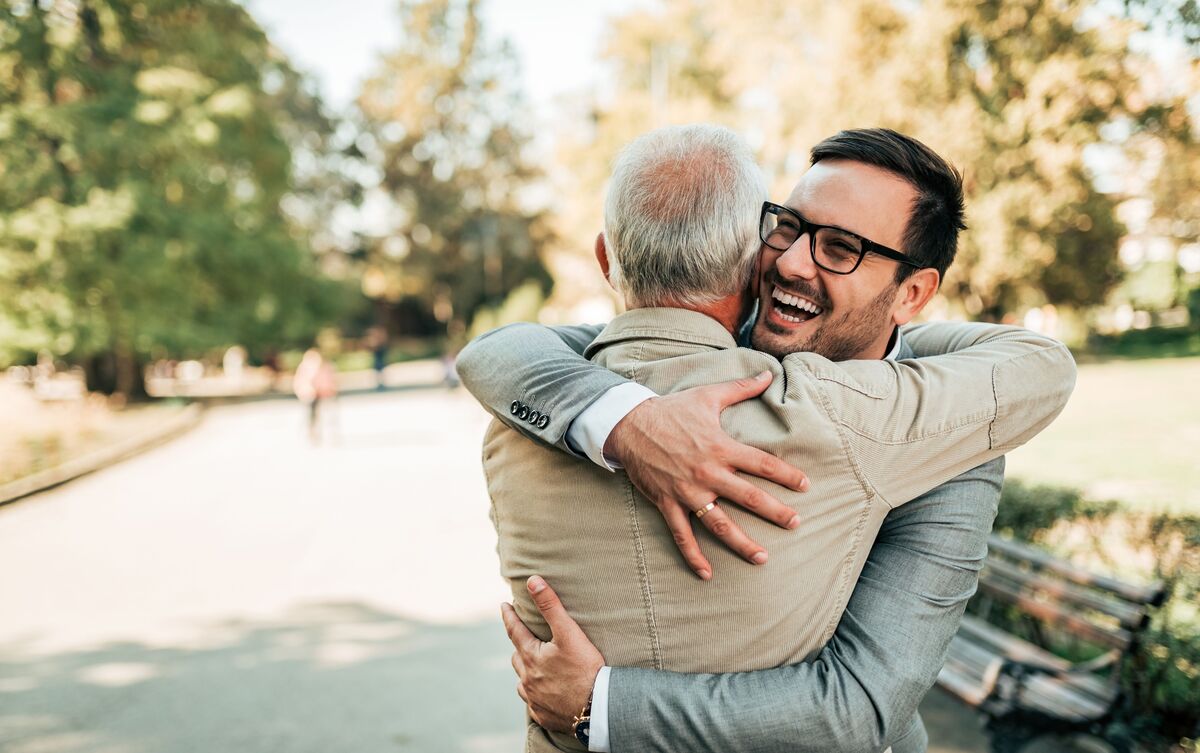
[0,389,986,753]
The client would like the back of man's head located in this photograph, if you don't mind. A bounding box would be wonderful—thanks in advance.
[604,124,767,308]
[810,128,966,283]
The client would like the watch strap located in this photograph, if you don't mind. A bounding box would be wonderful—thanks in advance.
[572,697,593,747]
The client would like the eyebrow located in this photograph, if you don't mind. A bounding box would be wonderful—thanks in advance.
[788,206,871,241]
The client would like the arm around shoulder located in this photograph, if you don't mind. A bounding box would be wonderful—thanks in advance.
[902,321,1078,449]
[988,332,1076,450]
[900,326,1074,498]
[786,322,1075,507]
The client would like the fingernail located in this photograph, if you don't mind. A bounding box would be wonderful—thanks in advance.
[757,370,771,380]
[697,569,712,581]
[527,576,546,594]
[751,551,768,565]
[787,515,801,530]
[799,478,809,492]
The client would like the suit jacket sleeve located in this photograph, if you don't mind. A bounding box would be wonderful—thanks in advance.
[782,322,1075,506]
[607,458,1004,753]
[456,322,628,451]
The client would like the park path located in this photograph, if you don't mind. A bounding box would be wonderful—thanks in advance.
[0,388,984,753]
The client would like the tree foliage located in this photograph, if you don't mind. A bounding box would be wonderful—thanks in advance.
[355,0,551,340]
[557,0,1198,320]
[0,0,345,393]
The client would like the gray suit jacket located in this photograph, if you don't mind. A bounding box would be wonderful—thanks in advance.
[460,321,1024,752]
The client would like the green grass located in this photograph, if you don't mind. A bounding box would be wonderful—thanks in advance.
[1005,355,1200,514]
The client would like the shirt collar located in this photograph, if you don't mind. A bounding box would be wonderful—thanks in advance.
[883,327,901,361]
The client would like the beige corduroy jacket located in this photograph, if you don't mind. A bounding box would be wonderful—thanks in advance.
[483,308,1076,753]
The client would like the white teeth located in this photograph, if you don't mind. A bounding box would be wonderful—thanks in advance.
[771,286,824,316]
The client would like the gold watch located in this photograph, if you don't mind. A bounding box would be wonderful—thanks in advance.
[572,697,592,747]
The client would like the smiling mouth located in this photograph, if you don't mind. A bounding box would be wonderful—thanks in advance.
[770,286,825,324]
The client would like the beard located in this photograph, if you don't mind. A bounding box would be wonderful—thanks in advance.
[751,281,897,361]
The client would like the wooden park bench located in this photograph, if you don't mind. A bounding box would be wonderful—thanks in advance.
[937,534,1168,753]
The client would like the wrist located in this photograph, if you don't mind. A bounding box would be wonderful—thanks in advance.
[603,397,653,465]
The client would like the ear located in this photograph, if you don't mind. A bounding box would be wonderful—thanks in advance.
[594,232,614,289]
[891,268,940,325]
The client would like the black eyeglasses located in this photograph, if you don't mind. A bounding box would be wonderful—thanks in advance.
[759,201,925,275]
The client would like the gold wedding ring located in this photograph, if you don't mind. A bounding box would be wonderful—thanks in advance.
[694,501,717,519]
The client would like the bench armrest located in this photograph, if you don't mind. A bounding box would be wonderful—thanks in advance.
[999,649,1121,682]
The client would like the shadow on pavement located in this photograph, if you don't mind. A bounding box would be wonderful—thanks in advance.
[0,599,990,753]
[0,603,524,753]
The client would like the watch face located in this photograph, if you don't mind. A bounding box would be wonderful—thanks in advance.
[574,719,591,745]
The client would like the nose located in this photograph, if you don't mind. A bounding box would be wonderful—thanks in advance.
[775,234,818,281]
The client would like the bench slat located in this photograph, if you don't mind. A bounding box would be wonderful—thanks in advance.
[937,661,993,707]
[988,535,1166,606]
[947,627,1008,674]
[957,617,1118,706]
[944,620,1118,722]
[1020,677,1110,721]
[982,557,1149,629]
[976,577,1134,650]
[937,537,1164,735]
[941,649,1110,722]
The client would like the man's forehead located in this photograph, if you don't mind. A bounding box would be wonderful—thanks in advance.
[784,159,915,249]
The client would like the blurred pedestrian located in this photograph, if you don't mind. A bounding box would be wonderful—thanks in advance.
[441,349,460,389]
[222,345,246,389]
[368,327,388,391]
[293,348,338,443]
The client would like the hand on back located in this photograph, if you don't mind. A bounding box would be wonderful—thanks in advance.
[604,370,808,580]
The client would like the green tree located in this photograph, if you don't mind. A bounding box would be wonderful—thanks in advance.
[355,0,551,341]
[917,0,1136,318]
[1145,105,1200,308]
[0,0,343,395]
[565,0,1196,322]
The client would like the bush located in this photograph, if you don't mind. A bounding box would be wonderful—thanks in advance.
[994,479,1118,539]
[990,481,1200,750]
[1084,326,1200,360]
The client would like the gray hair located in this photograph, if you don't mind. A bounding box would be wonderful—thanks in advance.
[603,124,767,308]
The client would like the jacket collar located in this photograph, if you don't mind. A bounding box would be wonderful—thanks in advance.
[585,308,738,359]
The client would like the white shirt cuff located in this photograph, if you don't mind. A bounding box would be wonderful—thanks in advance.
[588,666,612,752]
[564,383,657,471]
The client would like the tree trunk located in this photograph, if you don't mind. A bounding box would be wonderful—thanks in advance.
[83,347,147,400]
[84,352,117,395]
[114,344,147,401]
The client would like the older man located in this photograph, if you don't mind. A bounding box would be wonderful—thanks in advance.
[462,125,1075,753]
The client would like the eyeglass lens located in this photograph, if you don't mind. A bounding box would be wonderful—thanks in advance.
[761,210,865,273]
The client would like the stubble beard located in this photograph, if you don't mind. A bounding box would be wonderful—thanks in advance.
[752,282,897,361]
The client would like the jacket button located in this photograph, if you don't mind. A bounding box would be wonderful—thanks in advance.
[537,415,550,429]
[518,406,530,420]
[510,400,521,415]
[528,410,541,424]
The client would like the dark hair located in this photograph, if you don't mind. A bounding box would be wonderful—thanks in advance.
[810,128,965,283]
